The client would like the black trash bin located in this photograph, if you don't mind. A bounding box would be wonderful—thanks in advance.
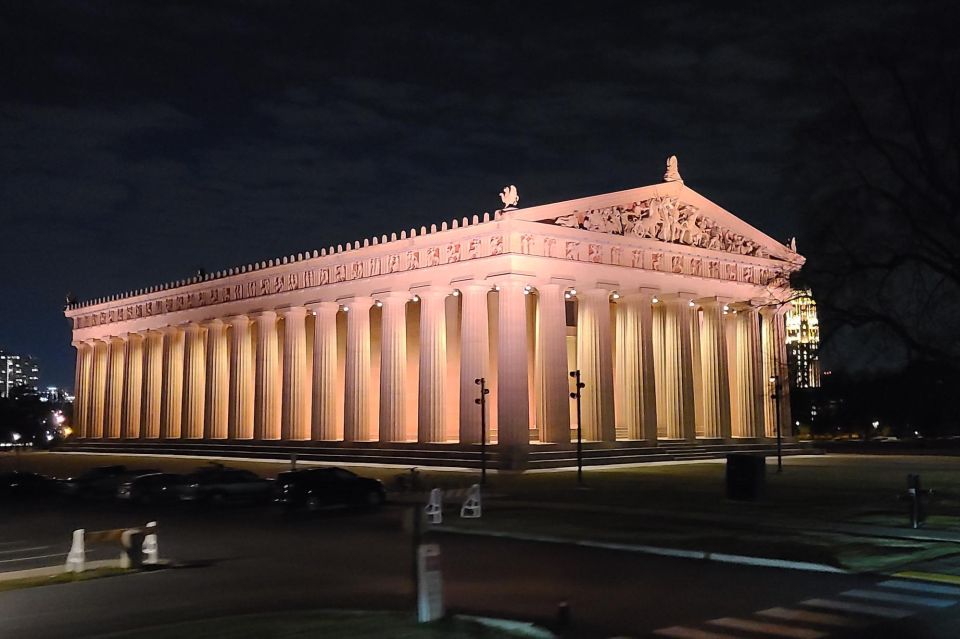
[726,454,765,501]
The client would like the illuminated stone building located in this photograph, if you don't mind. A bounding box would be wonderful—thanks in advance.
[64,159,805,467]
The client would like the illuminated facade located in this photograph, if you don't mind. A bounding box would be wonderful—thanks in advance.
[0,350,41,397]
[785,290,820,389]
[64,160,803,466]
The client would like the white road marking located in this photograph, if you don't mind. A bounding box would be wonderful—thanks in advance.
[707,617,826,638]
[878,579,960,597]
[802,598,912,619]
[653,627,741,639]
[757,606,864,627]
[842,588,956,608]
[0,552,65,564]
[0,546,52,555]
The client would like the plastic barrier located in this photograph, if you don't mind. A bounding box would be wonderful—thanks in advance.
[424,488,443,524]
[460,484,481,519]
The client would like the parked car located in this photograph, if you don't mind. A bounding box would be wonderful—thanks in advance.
[177,466,272,504]
[275,467,386,512]
[61,465,159,498]
[0,471,58,499]
[117,472,184,505]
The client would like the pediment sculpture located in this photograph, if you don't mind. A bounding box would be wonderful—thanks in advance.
[544,196,773,258]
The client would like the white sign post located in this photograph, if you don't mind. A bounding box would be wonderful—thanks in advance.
[424,488,443,525]
[142,520,159,565]
[417,543,444,622]
[65,529,85,573]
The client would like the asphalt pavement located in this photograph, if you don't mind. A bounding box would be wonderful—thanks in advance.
[2,495,954,638]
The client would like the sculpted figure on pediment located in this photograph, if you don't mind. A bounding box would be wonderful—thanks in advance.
[446,243,461,263]
[671,255,683,273]
[588,243,602,263]
[387,254,400,273]
[565,241,579,260]
[631,248,643,268]
[426,247,441,267]
[651,252,663,271]
[319,268,330,285]
[490,236,504,255]
[541,195,765,258]
[334,265,346,282]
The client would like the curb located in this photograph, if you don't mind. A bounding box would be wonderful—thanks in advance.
[433,525,848,574]
[0,559,118,583]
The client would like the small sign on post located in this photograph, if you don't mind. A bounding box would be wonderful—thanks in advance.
[425,488,443,525]
[417,543,444,622]
[460,484,482,519]
[143,520,159,565]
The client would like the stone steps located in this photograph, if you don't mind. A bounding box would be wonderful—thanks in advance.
[59,439,819,470]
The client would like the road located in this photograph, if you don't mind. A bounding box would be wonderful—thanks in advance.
[2,496,956,638]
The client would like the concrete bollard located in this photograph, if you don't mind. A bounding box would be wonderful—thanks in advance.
[120,529,145,569]
[460,484,482,519]
[424,489,443,525]
[65,529,85,573]
[142,521,159,565]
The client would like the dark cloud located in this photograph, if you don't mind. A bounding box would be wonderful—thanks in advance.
[0,0,952,384]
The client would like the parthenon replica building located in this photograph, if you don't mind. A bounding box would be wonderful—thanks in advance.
[65,159,804,468]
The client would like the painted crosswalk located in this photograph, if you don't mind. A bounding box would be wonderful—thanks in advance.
[650,574,960,637]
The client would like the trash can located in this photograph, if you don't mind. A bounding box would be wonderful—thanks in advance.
[726,454,765,501]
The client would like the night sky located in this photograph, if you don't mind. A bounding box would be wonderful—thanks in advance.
[0,1,945,388]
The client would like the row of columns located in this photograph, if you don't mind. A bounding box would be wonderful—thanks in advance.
[72,281,789,446]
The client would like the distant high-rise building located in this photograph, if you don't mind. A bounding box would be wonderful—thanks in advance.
[0,350,41,397]
[785,291,820,389]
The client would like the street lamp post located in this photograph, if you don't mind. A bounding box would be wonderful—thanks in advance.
[769,376,782,474]
[474,378,490,485]
[569,370,585,487]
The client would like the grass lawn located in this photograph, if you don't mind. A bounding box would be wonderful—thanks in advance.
[90,610,553,639]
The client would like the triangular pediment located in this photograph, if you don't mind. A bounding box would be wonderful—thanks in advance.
[507,181,801,264]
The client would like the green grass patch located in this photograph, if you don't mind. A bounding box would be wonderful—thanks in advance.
[91,610,552,639]
[0,567,130,593]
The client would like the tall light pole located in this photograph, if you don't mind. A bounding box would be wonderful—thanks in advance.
[569,370,585,487]
[474,378,490,485]
[769,375,783,474]
[11,432,21,472]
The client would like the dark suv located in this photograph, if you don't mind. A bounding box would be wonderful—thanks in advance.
[275,467,386,512]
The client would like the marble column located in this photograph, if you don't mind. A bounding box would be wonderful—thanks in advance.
[458,284,490,444]
[159,326,184,439]
[497,280,531,457]
[121,333,144,439]
[734,305,764,438]
[309,302,341,440]
[343,297,374,442]
[140,331,163,439]
[88,339,108,439]
[659,295,697,441]
[418,289,448,443]
[281,306,310,440]
[616,290,659,442]
[699,298,732,440]
[104,336,125,439]
[535,283,572,443]
[253,311,281,440]
[181,324,207,440]
[576,288,616,442]
[72,342,91,438]
[761,305,791,438]
[228,315,254,439]
[204,319,230,439]
[379,293,409,442]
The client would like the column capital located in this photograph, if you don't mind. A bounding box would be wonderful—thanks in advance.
[377,290,413,305]
[305,300,340,315]
[622,288,658,303]
[729,301,760,314]
[409,285,451,300]
[160,324,181,335]
[180,322,204,335]
[277,305,308,320]
[455,279,493,294]
[337,296,374,312]
[696,296,733,309]
[759,302,791,318]
[203,317,226,328]
[249,309,278,321]
[225,314,251,327]
[657,292,698,306]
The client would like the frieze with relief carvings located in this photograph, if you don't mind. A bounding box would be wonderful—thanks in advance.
[545,196,786,259]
